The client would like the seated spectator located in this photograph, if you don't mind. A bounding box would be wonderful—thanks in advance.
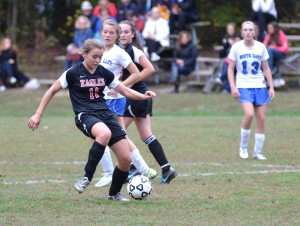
[94,7,117,36]
[116,0,137,22]
[65,43,81,70]
[169,0,200,34]
[172,31,198,93]
[125,9,144,33]
[93,0,117,18]
[216,23,241,93]
[0,37,29,90]
[73,15,94,50]
[219,23,241,58]
[249,0,277,42]
[142,7,170,61]
[136,0,158,20]
[81,0,98,33]
[157,0,175,20]
[263,21,288,77]
[65,15,93,69]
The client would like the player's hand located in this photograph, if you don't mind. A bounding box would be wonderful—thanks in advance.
[269,88,275,100]
[144,90,156,98]
[28,114,42,131]
[231,87,240,99]
[107,89,119,96]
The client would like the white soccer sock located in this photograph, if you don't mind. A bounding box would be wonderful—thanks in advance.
[240,128,251,149]
[131,148,150,176]
[254,133,265,154]
[100,147,114,174]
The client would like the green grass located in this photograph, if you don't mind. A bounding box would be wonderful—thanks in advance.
[0,86,300,225]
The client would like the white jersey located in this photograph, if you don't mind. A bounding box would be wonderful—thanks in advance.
[228,40,269,88]
[100,44,132,99]
[132,45,144,64]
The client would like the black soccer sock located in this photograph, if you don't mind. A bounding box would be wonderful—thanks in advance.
[144,135,170,173]
[84,141,106,181]
[109,166,128,196]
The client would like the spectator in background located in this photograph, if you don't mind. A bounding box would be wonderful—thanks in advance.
[65,43,81,70]
[157,0,175,20]
[93,0,117,18]
[81,1,98,34]
[73,15,94,51]
[171,31,198,93]
[0,37,29,90]
[94,7,117,39]
[125,10,146,47]
[136,0,157,20]
[125,9,144,33]
[263,22,288,77]
[169,0,200,34]
[142,7,170,61]
[116,0,137,22]
[249,0,277,42]
[216,22,241,93]
[65,15,93,69]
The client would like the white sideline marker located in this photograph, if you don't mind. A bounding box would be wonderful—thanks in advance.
[1,161,299,185]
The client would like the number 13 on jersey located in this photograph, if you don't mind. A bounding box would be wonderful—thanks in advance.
[242,61,260,75]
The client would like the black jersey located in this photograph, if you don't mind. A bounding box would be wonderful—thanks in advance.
[59,63,119,115]
[122,43,147,92]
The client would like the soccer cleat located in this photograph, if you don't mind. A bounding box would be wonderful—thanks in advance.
[160,167,177,184]
[75,176,90,193]
[239,147,249,159]
[125,168,141,183]
[108,192,129,202]
[95,172,113,187]
[145,168,157,180]
[253,153,267,160]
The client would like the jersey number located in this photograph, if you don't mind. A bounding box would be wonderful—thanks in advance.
[242,61,260,75]
[89,87,99,99]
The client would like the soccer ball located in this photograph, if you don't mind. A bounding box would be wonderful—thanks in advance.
[127,175,152,200]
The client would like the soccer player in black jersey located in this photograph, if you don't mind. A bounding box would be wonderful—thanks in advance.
[119,20,177,183]
[28,39,156,201]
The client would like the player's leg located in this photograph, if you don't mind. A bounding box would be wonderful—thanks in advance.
[126,136,157,180]
[238,88,255,159]
[121,114,157,181]
[134,115,177,183]
[239,103,254,159]
[108,138,131,201]
[95,100,125,187]
[253,88,270,160]
[94,147,114,187]
[75,121,111,193]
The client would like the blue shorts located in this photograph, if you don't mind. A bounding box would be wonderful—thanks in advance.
[106,97,126,116]
[238,88,270,106]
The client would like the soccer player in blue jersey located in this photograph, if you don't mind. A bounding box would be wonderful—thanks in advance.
[28,39,156,201]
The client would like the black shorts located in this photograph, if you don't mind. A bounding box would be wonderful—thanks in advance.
[123,88,153,118]
[75,110,126,145]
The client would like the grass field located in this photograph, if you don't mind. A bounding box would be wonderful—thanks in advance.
[0,85,300,226]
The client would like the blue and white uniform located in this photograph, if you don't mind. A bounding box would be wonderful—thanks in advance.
[228,40,270,105]
[100,44,132,116]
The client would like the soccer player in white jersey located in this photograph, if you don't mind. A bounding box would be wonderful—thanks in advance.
[95,19,157,187]
[228,21,275,160]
